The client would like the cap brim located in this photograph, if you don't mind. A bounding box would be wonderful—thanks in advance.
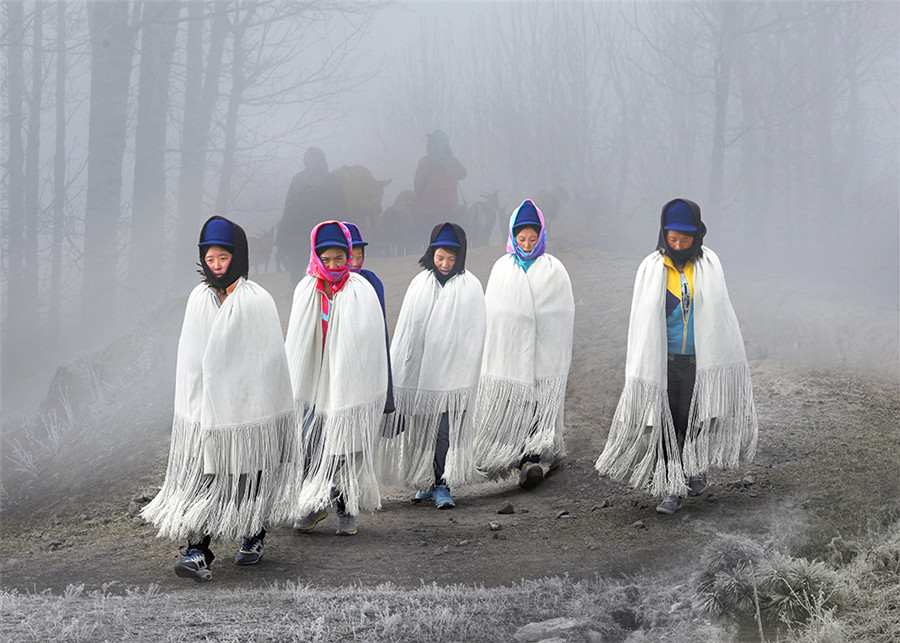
[664,224,697,232]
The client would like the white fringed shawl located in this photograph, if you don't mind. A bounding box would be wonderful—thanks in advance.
[285,273,387,516]
[376,270,486,490]
[142,278,296,542]
[473,254,574,478]
[594,248,757,497]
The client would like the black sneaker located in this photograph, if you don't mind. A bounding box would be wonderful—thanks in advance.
[174,547,213,581]
[688,473,709,496]
[517,462,545,489]
[235,535,264,565]
[655,496,684,515]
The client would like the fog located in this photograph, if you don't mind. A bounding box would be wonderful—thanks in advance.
[2,0,898,417]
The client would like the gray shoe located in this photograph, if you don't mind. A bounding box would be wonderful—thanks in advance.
[293,509,328,532]
[517,462,545,489]
[655,496,684,515]
[336,512,357,536]
[688,473,709,496]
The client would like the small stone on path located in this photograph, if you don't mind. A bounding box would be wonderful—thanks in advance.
[497,501,515,515]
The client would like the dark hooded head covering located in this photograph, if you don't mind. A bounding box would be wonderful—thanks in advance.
[657,198,706,264]
[198,215,249,289]
[419,221,468,285]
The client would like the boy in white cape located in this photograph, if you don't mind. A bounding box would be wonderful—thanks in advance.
[285,221,387,536]
[595,199,757,514]
[142,216,296,581]
[473,200,574,488]
[377,222,486,509]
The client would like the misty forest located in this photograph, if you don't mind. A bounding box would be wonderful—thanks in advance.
[1,1,899,641]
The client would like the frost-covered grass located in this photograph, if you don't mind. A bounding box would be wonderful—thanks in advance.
[0,574,726,643]
[5,516,899,643]
[692,513,900,642]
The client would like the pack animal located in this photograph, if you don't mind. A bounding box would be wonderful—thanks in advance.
[382,190,417,257]
[467,190,502,248]
[331,165,391,255]
[248,226,275,274]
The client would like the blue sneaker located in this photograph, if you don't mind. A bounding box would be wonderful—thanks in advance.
[235,535,264,565]
[413,489,433,503]
[174,547,213,581]
[433,484,455,509]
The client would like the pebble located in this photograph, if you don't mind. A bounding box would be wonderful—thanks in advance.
[456,539,469,547]
[555,510,570,519]
[497,501,515,515]
[631,520,646,529]
[491,533,507,540]
[489,521,502,531]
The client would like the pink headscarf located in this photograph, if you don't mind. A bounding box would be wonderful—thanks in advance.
[306,220,353,284]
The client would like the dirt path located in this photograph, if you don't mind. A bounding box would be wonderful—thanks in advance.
[2,245,898,594]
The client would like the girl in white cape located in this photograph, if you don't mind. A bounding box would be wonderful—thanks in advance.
[473,200,574,489]
[142,216,296,581]
[377,222,486,509]
[285,221,387,536]
[594,199,757,514]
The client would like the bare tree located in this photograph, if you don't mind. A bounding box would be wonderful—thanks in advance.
[2,0,27,409]
[173,0,229,278]
[81,1,137,337]
[128,1,181,308]
[48,0,68,350]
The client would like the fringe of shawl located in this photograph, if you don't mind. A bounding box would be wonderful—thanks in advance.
[376,386,480,490]
[682,361,758,476]
[142,410,296,542]
[290,398,384,517]
[473,375,567,479]
[594,377,689,498]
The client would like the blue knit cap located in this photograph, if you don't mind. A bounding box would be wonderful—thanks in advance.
[663,200,698,232]
[344,222,368,247]
[199,218,235,247]
[430,224,461,247]
[513,201,542,232]
[314,222,350,250]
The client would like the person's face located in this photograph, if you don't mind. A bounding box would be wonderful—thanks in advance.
[350,246,364,269]
[666,230,695,251]
[433,247,457,275]
[515,227,540,253]
[204,246,233,279]
[319,247,348,270]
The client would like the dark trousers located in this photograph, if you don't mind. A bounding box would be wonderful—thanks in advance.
[665,353,696,462]
[433,412,450,488]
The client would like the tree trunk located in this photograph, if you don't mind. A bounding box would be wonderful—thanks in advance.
[215,2,255,216]
[128,1,181,308]
[48,0,67,350]
[23,1,43,335]
[81,2,136,339]
[708,3,737,215]
[174,1,229,281]
[3,0,27,411]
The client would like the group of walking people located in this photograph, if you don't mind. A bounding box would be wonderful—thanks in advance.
[142,195,757,582]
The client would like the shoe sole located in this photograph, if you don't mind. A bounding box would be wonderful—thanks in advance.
[655,503,683,515]
[518,465,544,489]
[336,529,358,536]
[435,501,456,509]
[293,512,328,532]
[174,564,212,581]
[688,482,709,496]
[234,554,262,565]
